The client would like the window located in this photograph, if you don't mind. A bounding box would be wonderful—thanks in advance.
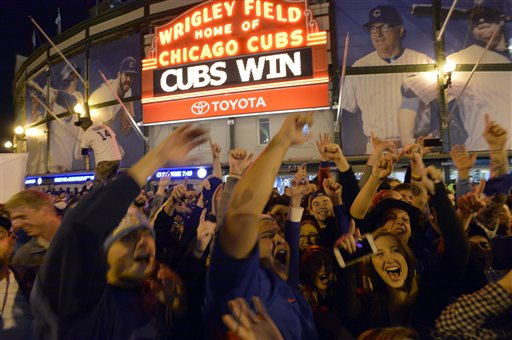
[258,118,270,145]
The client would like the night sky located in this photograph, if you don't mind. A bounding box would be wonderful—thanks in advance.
[0,0,92,148]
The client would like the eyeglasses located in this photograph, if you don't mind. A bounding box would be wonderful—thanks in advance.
[300,233,319,241]
[369,24,395,34]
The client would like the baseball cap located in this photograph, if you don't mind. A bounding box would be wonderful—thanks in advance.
[467,6,507,24]
[74,116,92,126]
[60,61,81,82]
[364,5,403,28]
[119,56,138,74]
[103,211,155,252]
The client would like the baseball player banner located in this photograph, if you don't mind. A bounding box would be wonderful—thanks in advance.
[25,69,49,175]
[335,0,512,155]
[47,55,87,173]
[88,34,144,168]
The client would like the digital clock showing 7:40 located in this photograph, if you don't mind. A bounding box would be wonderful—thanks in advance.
[155,168,208,179]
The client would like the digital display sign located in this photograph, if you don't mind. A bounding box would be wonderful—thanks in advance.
[142,0,329,124]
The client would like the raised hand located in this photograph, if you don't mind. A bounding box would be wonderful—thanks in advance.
[323,177,342,205]
[210,139,221,159]
[322,143,344,162]
[315,132,332,162]
[457,180,487,216]
[222,297,284,340]
[153,123,208,166]
[372,154,395,180]
[229,149,254,176]
[289,165,309,207]
[170,184,187,203]
[368,132,397,166]
[195,208,217,254]
[483,114,508,151]
[334,219,360,255]
[421,165,443,195]
[276,112,314,146]
[156,172,171,194]
[450,144,477,180]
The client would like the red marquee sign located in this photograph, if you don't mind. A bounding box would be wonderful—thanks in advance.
[142,0,329,124]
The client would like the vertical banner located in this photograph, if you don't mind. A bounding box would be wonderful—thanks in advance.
[47,55,86,172]
[0,153,28,203]
[25,70,49,174]
[88,34,144,167]
[335,0,512,154]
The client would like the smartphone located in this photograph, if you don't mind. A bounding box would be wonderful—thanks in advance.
[333,233,378,268]
[423,138,442,147]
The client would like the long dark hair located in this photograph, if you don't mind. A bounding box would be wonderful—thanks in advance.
[360,231,417,326]
[300,245,336,307]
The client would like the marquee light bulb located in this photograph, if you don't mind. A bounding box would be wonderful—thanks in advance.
[4,141,13,149]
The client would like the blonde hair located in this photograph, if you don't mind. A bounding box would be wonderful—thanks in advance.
[5,189,53,211]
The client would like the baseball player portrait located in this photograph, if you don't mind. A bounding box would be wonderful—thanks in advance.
[88,56,137,135]
[28,60,85,172]
[399,4,512,151]
[341,5,434,154]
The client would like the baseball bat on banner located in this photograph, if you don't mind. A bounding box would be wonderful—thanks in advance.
[335,32,349,132]
[29,16,86,86]
[98,69,149,145]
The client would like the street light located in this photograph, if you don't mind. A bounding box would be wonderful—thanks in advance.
[74,103,84,116]
[14,126,25,135]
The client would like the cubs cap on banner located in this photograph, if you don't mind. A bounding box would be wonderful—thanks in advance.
[60,61,81,88]
[467,5,510,24]
[363,5,403,28]
[61,61,81,81]
[119,56,138,74]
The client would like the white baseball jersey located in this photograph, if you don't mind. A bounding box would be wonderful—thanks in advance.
[80,123,122,165]
[447,45,512,151]
[342,48,433,141]
[89,78,132,123]
[48,90,83,172]
[401,45,512,151]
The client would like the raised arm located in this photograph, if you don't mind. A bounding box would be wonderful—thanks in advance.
[350,155,395,219]
[315,133,333,190]
[359,133,397,188]
[220,113,313,259]
[483,114,509,178]
[211,140,222,178]
[435,270,512,339]
[37,123,207,319]
[286,166,308,288]
[216,148,254,226]
[422,166,469,273]
[449,144,477,198]
[148,173,171,221]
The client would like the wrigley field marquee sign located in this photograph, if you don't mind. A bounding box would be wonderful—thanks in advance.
[141,0,329,124]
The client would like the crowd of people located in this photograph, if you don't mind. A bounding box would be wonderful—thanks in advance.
[0,112,511,339]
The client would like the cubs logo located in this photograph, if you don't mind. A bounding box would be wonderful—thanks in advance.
[373,9,381,18]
